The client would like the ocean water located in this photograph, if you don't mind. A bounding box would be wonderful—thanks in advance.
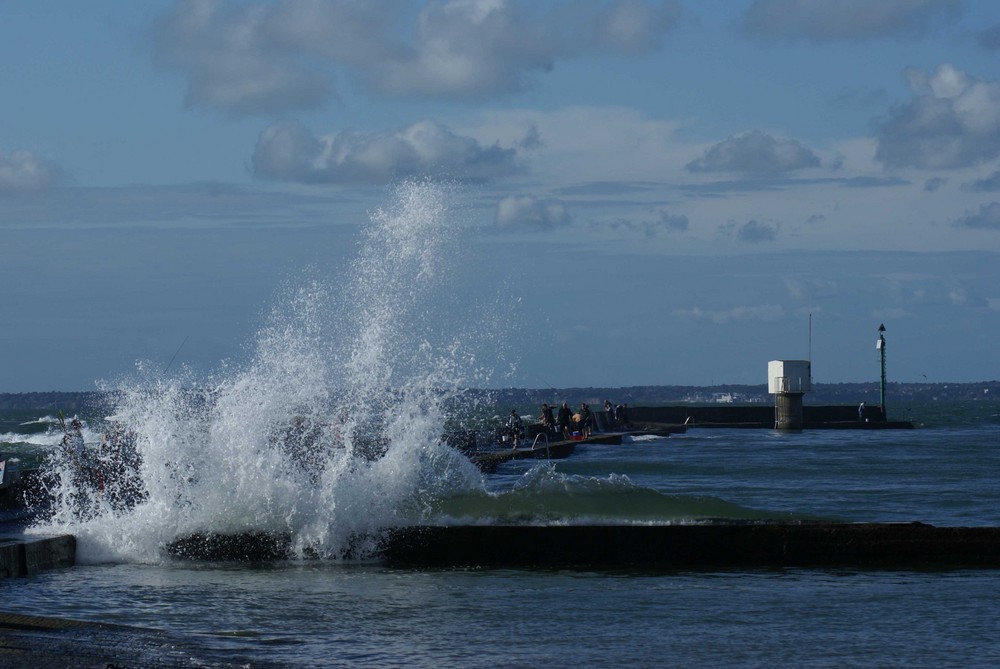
[2,181,999,667]
[3,412,999,667]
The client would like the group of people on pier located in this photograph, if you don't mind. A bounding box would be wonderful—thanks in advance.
[507,400,630,449]
[58,415,145,514]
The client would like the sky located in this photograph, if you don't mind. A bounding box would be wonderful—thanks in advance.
[3,0,1000,392]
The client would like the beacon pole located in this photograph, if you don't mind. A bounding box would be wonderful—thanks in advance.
[876,324,886,420]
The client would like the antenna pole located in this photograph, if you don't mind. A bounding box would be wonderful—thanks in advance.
[877,324,887,419]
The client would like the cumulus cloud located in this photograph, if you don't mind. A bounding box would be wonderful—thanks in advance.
[718,219,779,243]
[153,0,681,115]
[0,150,61,194]
[686,130,821,175]
[875,64,1000,170]
[252,119,521,184]
[152,0,339,115]
[742,0,961,42]
[951,202,1000,230]
[494,195,571,230]
[674,304,786,324]
[736,219,778,243]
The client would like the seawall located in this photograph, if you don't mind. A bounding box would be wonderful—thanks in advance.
[168,522,1000,569]
[0,534,75,578]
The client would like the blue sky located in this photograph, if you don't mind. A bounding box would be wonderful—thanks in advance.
[3,0,1000,392]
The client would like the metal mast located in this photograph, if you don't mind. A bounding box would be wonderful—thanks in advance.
[876,324,886,418]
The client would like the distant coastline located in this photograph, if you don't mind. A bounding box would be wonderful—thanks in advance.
[1,382,996,411]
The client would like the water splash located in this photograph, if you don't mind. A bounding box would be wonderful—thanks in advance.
[30,180,492,563]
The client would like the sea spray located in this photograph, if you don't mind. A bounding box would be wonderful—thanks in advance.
[31,179,492,562]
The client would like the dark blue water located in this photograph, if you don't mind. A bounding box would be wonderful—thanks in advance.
[2,401,999,667]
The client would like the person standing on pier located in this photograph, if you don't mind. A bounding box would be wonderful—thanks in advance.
[541,403,555,434]
[580,403,593,438]
[507,410,524,450]
[557,402,572,440]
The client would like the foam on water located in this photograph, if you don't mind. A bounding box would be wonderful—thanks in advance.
[30,180,495,563]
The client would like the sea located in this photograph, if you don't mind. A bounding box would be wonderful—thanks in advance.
[2,181,999,667]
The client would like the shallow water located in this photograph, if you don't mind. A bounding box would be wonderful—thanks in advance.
[6,556,1000,667]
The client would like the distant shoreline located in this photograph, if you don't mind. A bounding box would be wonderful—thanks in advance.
[1,382,996,410]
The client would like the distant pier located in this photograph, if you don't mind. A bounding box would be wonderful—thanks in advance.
[626,405,914,429]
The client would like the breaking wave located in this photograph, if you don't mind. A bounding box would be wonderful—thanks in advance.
[30,180,499,562]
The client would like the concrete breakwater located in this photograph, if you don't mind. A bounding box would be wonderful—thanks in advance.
[626,405,914,429]
[3,521,997,579]
[0,534,75,578]
[167,522,1000,569]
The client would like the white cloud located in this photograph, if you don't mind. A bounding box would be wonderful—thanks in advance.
[742,0,961,42]
[686,131,821,175]
[252,119,522,184]
[494,195,571,229]
[737,219,779,243]
[152,0,336,115]
[450,106,688,186]
[673,304,786,324]
[0,150,61,194]
[153,0,681,115]
[718,219,779,243]
[876,64,1000,170]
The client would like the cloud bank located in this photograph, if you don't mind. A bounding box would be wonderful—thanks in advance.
[154,0,681,115]
[252,119,521,184]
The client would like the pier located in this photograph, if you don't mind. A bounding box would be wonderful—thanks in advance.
[626,405,914,429]
[0,533,75,578]
[467,424,687,472]
[164,522,1000,569]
